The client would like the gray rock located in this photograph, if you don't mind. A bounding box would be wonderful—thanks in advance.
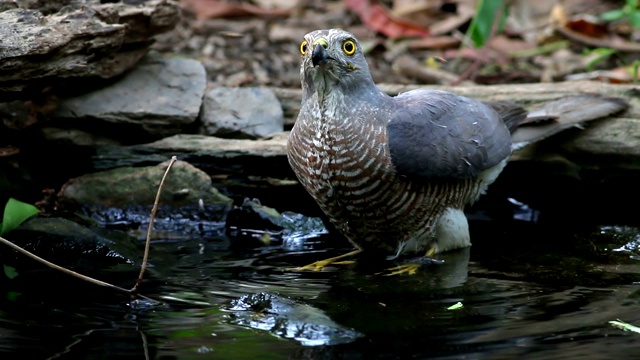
[39,127,123,146]
[93,133,292,178]
[58,159,233,209]
[563,117,640,166]
[0,0,180,98]
[200,87,284,139]
[53,53,207,137]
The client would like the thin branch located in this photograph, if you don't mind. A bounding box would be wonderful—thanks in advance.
[131,156,178,294]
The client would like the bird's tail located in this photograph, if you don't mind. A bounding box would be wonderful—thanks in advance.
[510,94,628,148]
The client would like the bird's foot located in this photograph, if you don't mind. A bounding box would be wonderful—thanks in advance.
[383,263,422,276]
[379,247,441,276]
[295,249,362,271]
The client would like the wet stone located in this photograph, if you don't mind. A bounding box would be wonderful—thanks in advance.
[1,217,140,272]
[225,292,363,346]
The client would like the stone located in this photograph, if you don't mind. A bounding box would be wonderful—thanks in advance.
[0,0,181,99]
[200,87,284,139]
[92,133,292,177]
[52,53,207,137]
[57,159,233,210]
[3,217,140,271]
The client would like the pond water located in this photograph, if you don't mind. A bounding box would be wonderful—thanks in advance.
[1,190,640,359]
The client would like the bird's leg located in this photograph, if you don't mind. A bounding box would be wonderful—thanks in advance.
[381,247,438,276]
[296,249,363,271]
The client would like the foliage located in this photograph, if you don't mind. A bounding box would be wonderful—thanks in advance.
[583,47,618,71]
[601,0,640,30]
[0,198,39,236]
[1,198,39,280]
[610,319,640,334]
[466,0,507,48]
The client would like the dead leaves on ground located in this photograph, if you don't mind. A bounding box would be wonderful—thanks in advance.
[177,0,639,84]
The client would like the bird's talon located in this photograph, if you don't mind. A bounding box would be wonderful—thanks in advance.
[332,260,356,265]
[381,263,422,276]
[293,249,362,272]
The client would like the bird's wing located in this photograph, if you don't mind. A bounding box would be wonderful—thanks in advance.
[387,90,513,180]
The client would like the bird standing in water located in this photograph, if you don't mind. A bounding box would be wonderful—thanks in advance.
[287,28,628,273]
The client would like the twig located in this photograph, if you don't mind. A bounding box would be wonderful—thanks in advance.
[392,56,476,86]
[131,156,178,294]
[556,26,640,53]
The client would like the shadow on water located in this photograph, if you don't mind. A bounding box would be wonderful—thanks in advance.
[2,194,640,359]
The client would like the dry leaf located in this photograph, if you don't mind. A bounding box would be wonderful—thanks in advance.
[181,0,290,20]
[344,0,430,39]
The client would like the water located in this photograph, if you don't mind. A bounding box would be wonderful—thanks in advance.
[1,205,640,359]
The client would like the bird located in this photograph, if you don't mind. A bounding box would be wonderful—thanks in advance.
[286,28,628,273]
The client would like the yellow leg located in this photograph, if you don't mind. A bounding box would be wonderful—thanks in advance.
[296,249,362,271]
[381,246,437,276]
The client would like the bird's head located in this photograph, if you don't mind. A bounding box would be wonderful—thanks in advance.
[298,29,374,98]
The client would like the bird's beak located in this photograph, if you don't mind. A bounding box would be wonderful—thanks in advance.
[312,43,331,67]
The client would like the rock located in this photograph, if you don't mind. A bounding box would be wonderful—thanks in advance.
[561,117,640,168]
[225,198,327,248]
[2,217,140,272]
[200,87,284,139]
[52,53,207,138]
[226,292,362,346]
[93,133,292,177]
[39,127,123,146]
[57,159,233,210]
[0,0,181,99]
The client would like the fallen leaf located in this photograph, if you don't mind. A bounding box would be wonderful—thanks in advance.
[181,0,290,20]
[610,319,640,334]
[429,3,475,36]
[344,0,430,39]
[565,16,608,38]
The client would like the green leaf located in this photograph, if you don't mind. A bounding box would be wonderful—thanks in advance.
[6,291,21,302]
[601,9,626,21]
[0,198,39,235]
[629,11,640,29]
[3,265,18,279]
[583,48,617,71]
[610,319,640,334]
[447,302,464,310]
[467,0,505,48]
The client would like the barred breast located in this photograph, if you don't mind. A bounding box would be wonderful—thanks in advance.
[287,99,484,255]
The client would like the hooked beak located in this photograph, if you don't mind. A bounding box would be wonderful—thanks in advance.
[312,43,332,67]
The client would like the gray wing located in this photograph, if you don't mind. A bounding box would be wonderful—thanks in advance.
[387,90,513,180]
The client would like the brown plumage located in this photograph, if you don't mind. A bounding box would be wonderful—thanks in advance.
[287,29,628,261]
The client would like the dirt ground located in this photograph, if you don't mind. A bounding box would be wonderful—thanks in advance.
[152,0,640,90]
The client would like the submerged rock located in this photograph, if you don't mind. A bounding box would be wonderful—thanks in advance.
[226,198,327,248]
[2,217,140,272]
[226,292,362,346]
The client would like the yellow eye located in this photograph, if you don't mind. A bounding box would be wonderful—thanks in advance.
[342,39,356,55]
[300,40,308,55]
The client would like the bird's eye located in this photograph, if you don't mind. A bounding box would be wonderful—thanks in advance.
[342,39,356,55]
[300,40,308,55]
